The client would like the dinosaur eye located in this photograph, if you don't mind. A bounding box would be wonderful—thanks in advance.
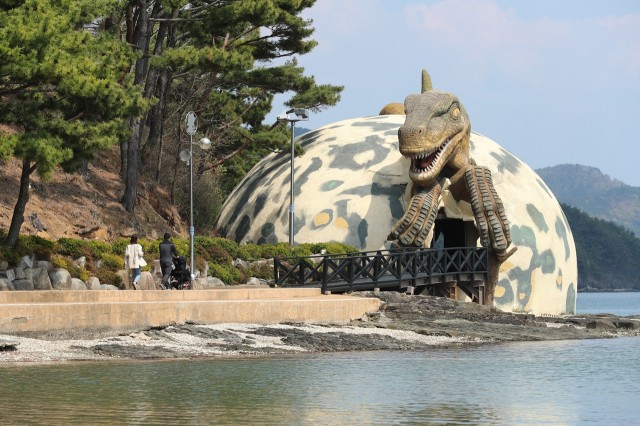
[451,106,461,119]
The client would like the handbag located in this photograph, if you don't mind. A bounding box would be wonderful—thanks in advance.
[139,257,147,267]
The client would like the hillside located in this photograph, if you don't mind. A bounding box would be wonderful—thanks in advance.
[562,203,640,290]
[0,147,186,242]
[536,164,640,237]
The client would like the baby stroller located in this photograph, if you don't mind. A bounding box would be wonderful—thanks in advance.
[168,256,191,290]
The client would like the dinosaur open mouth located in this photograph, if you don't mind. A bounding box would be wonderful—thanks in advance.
[410,138,450,174]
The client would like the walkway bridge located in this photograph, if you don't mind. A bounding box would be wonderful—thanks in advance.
[274,247,489,304]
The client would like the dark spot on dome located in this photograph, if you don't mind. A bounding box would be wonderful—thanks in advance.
[293,214,306,237]
[261,222,274,237]
[236,215,251,243]
[328,136,389,170]
[358,219,369,248]
[539,249,555,274]
[488,147,522,176]
[295,158,322,198]
[495,277,514,304]
[321,180,344,191]
[555,216,571,260]
[507,265,532,309]
[526,204,549,232]
[510,224,537,249]
[254,194,267,217]
[257,222,278,245]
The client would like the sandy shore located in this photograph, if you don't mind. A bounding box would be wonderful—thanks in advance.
[2,293,639,364]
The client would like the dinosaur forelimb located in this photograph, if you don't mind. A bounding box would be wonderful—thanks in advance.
[387,181,442,247]
[463,165,516,261]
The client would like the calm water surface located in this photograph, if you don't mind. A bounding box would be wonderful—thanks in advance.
[1,293,639,425]
[577,291,640,316]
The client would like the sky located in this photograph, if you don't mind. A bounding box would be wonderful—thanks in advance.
[266,0,640,187]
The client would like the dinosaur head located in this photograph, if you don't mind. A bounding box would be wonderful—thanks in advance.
[398,90,471,186]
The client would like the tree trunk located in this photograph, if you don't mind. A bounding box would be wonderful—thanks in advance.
[142,7,176,173]
[122,117,145,212]
[4,159,36,248]
[121,0,152,212]
[149,69,173,182]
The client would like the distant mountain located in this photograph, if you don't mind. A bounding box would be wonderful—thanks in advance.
[295,126,311,136]
[536,164,640,237]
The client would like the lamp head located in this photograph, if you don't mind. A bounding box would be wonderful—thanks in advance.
[292,108,309,120]
[285,108,310,122]
[179,149,190,163]
[198,137,212,150]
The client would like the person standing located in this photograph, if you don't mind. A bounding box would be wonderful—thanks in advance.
[159,233,179,290]
[124,234,145,290]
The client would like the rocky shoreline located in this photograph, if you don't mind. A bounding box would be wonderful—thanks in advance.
[1,292,639,364]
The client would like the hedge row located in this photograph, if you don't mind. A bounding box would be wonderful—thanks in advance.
[0,232,359,286]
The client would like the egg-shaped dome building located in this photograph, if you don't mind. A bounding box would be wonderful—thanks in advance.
[217,115,577,315]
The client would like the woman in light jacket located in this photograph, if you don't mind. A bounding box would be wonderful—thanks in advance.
[124,234,145,290]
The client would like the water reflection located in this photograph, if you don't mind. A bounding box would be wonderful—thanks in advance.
[2,338,640,424]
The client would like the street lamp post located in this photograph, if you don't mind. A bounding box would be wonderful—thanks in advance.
[277,108,309,247]
[182,111,211,283]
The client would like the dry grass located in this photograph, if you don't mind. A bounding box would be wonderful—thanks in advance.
[0,146,186,242]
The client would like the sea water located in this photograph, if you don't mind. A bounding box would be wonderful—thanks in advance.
[1,292,639,425]
[577,291,640,316]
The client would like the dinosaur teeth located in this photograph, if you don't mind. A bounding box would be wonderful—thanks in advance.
[410,138,451,174]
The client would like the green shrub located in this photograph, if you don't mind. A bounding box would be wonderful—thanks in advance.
[291,245,314,257]
[93,269,123,289]
[195,255,208,274]
[0,247,20,266]
[313,241,359,255]
[21,235,55,255]
[139,238,158,255]
[51,253,90,281]
[193,236,214,258]
[209,262,243,285]
[252,242,293,259]
[77,267,91,282]
[57,237,91,258]
[110,238,129,256]
[88,240,111,259]
[247,261,273,280]
[207,245,232,264]
[50,254,68,269]
[173,238,189,257]
[99,252,124,271]
[209,237,240,258]
[237,243,262,260]
[110,237,157,256]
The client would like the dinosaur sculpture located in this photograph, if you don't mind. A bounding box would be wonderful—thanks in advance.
[388,70,516,300]
[216,70,577,314]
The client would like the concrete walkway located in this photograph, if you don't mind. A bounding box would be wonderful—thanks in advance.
[0,288,381,335]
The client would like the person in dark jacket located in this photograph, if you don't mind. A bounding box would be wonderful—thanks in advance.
[159,233,179,289]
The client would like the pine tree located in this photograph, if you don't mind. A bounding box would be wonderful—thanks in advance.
[0,0,146,247]
[113,0,343,214]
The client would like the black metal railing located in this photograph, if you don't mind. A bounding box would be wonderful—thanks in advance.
[273,247,488,294]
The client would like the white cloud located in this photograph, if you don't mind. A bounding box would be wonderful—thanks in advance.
[404,0,567,82]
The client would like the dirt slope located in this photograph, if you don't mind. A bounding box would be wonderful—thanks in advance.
[0,147,185,242]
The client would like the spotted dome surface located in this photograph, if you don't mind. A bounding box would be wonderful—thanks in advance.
[217,115,577,315]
